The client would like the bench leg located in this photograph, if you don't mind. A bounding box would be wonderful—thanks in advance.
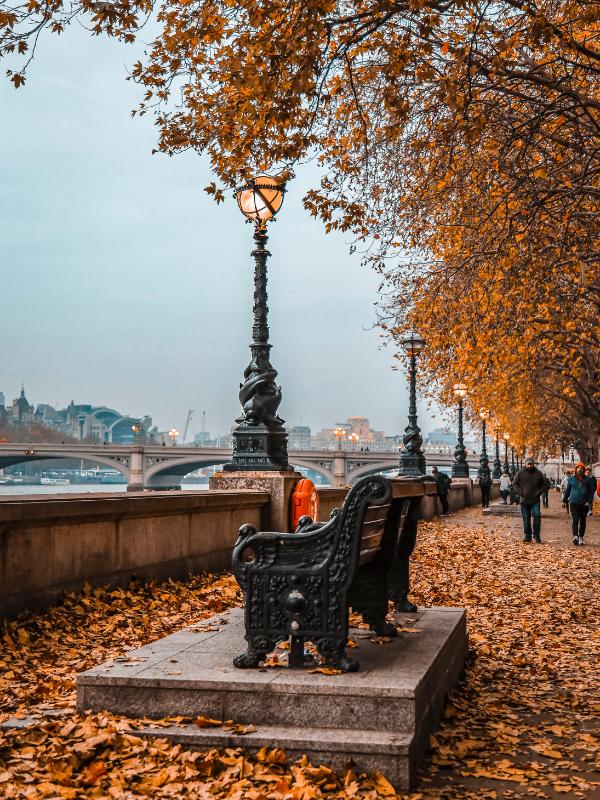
[315,637,359,672]
[233,635,276,669]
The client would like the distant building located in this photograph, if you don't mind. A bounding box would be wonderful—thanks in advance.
[11,385,34,424]
[312,417,393,451]
[287,425,311,450]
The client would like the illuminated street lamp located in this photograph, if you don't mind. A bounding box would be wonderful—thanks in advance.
[510,445,516,478]
[168,428,179,447]
[131,423,143,446]
[348,432,359,451]
[451,383,469,478]
[334,426,346,450]
[224,174,292,472]
[398,331,427,476]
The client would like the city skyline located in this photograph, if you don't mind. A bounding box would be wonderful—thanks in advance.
[0,25,442,440]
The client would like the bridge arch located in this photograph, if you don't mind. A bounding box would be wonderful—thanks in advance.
[347,460,399,484]
[288,459,334,485]
[0,452,131,481]
[143,456,231,488]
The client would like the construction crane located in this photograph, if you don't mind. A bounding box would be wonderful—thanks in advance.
[183,410,193,444]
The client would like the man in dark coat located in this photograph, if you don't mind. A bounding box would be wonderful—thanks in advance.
[431,466,451,516]
[513,457,547,543]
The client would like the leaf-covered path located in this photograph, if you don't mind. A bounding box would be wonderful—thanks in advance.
[0,493,598,799]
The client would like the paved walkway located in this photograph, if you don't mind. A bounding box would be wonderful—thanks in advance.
[456,489,599,549]
[416,491,599,799]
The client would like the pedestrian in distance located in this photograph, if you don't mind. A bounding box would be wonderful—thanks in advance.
[584,467,597,516]
[479,468,492,509]
[499,470,511,504]
[540,474,550,508]
[431,466,451,516]
[563,463,593,545]
[513,457,547,543]
[560,470,571,512]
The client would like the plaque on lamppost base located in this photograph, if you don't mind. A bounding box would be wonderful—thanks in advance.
[209,469,303,533]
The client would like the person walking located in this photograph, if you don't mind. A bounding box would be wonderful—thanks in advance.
[560,470,571,513]
[431,466,451,516]
[480,468,492,509]
[499,470,511,504]
[563,463,593,545]
[513,457,546,543]
[540,474,550,508]
[584,467,597,516]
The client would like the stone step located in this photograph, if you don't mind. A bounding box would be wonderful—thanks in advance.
[77,606,468,790]
[135,722,414,788]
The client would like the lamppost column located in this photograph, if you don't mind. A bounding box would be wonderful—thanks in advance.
[493,434,502,479]
[225,222,290,472]
[452,396,469,478]
[510,447,516,478]
[504,439,509,473]
[478,418,489,477]
[399,345,426,476]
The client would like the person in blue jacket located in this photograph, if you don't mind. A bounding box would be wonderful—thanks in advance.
[562,463,593,546]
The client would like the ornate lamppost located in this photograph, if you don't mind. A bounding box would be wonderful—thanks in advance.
[131,423,143,446]
[491,422,502,479]
[502,432,510,473]
[348,432,359,451]
[168,428,179,447]
[451,383,469,478]
[224,174,292,472]
[510,445,516,478]
[334,426,346,450]
[398,332,427,476]
[478,408,491,478]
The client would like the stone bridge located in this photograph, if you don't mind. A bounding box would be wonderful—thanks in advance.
[0,443,479,489]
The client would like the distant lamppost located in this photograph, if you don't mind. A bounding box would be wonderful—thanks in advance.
[451,383,469,478]
[398,331,427,477]
[491,423,502,479]
[502,432,510,473]
[348,432,359,451]
[131,423,143,446]
[478,408,490,478]
[510,445,516,478]
[223,174,291,472]
[168,428,179,447]
[334,426,346,450]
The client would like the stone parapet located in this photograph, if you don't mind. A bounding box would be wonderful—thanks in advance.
[0,490,269,620]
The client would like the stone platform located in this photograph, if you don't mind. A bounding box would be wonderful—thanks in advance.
[483,502,522,516]
[76,607,467,790]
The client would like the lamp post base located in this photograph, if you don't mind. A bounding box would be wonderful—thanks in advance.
[451,463,470,478]
[225,424,292,473]
[209,469,302,531]
[399,453,425,477]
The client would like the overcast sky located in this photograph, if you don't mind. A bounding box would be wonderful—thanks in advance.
[0,24,441,439]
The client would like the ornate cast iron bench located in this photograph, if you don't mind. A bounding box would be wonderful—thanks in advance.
[232,474,422,672]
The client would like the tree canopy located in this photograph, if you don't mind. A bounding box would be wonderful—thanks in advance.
[2,0,599,457]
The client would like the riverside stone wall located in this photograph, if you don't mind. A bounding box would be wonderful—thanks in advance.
[0,490,269,619]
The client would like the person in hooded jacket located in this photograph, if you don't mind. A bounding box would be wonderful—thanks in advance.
[563,463,594,545]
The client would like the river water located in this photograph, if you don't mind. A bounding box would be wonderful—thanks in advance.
[0,484,208,497]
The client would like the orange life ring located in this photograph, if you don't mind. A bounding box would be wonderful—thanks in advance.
[290,477,319,531]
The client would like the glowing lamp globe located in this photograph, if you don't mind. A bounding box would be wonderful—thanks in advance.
[453,383,468,399]
[400,331,426,355]
[236,175,286,222]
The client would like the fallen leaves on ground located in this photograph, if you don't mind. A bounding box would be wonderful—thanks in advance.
[0,513,598,798]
